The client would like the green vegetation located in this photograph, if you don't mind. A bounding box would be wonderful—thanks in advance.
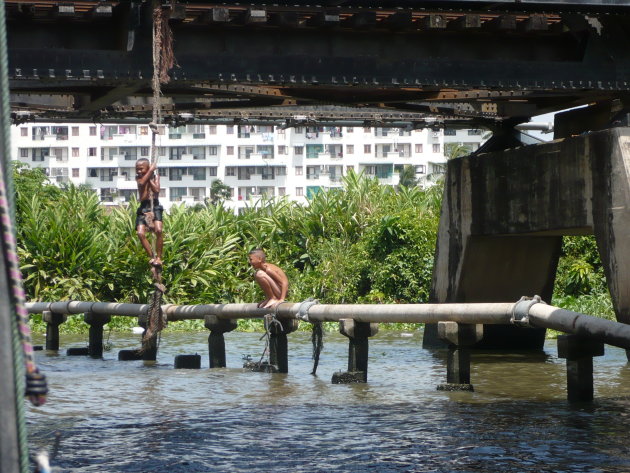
[13,161,614,335]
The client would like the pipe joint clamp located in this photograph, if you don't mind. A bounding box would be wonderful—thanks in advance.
[511,295,543,327]
[298,298,319,322]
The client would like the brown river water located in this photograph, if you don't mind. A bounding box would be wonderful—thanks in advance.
[26,330,630,472]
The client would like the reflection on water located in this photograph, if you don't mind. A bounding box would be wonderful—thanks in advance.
[27,330,630,472]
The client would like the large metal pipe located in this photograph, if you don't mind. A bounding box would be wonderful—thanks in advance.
[25,299,630,350]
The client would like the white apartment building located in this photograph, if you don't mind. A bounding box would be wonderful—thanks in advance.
[11,122,446,212]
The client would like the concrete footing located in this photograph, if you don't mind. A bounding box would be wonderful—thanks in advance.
[118,349,144,361]
[67,347,89,356]
[333,319,378,384]
[84,312,111,358]
[557,334,604,402]
[205,315,238,368]
[43,310,66,351]
[174,354,201,369]
[436,322,482,391]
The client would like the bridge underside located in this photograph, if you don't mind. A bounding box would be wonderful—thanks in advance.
[6,0,630,126]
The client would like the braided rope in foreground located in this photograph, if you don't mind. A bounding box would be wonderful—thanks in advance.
[0,162,47,407]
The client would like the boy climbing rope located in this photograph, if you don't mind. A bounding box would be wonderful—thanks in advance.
[248,249,289,309]
[135,158,164,268]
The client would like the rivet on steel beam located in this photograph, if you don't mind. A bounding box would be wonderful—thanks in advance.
[230,73,237,81]
[289,75,296,83]
[97,70,104,79]
[48,69,55,78]
[82,70,90,79]
[32,69,38,78]
[15,68,21,78]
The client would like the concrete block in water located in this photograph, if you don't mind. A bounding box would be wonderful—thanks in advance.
[118,349,144,361]
[67,347,89,356]
[243,360,278,373]
[332,371,366,384]
[437,383,474,392]
[174,354,201,369]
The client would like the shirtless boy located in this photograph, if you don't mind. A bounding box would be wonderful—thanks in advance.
[248,249,289,309]
[135,158,164,267]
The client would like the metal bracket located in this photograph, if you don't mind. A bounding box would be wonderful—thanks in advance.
[297,298,319,322]
[511,295,544,327]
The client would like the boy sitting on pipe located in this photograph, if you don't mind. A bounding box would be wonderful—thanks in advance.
[248,249,289,309]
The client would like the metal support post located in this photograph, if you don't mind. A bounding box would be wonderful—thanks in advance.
[332,319,379,384]
[43,310,67,351]
[269,318,299,373]
[84,312,111,358]
[437,322,483,391]
[204,314,238,368]
[557,335,604,403]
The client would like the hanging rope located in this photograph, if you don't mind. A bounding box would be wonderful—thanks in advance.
[142,4,175,350]
[310,322,324,375]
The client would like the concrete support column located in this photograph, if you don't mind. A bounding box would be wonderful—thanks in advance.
[204,314,238,368]
[437,322,483,391]
[84,312,111,358]
[43,310,67,351]
[332,319,379,384]
[268,318,299,373]
[557,335,604,402]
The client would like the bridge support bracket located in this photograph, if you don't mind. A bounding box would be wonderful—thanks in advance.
[268,317,299,373]
[557,334,604,403]
[332,319,379,384]
[43,310,67,351]
[437,322,482,392]
[205,314,238,368]
[84,311,111,358]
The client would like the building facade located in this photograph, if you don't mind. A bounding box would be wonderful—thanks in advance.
[11,122,446,212]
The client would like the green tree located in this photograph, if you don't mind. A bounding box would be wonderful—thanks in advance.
[397,164,418,188]
[209,179,232,205]
[444,142,472,160]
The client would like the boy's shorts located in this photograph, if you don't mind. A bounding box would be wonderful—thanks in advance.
[135,199,164,228]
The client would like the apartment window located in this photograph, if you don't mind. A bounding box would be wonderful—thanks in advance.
[226,167,236,176]
[20,127,27,137]
[140,147,150,157]
[190,167,206,180]
[72,168,79,177]
[364,144,371,154]
[208,125,217,135]
[169,168,184,181]
[346,165,354,173]
[468,129,483,135]
[363,127,371,133]
[208,146,218,156]
[169,147,186,160]
[72,126,79,136]
[415,144,423,153]
[415,165,426,174]
[278,145,287,155]
[296,187,303,196]
[226,125,234,134]
[226,146,234,156]
[140,126,148,135]
[432,144,441,153]
[278,187,286,196]
[295,166,303,176]
[170,187,187,202]
[209,167,217,177]
[72,148,79,157]
[88,147,97,157]
[294,146,303,155]
[444,128,456,136]
[158,168,168,177]
[294,127,304,134]
[346,127,354,133]
[190,146,205,159]
[89,126,96,136]
[346,144,354,155]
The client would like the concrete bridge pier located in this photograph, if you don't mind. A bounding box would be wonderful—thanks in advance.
[268,318,299,373]
[43,310,66,351]
[557,335,604,402]
[205,314,238,368]
[425,123,630,354]
[84,312,111,358]
[437,322,482,391]
[332,319,379,384]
